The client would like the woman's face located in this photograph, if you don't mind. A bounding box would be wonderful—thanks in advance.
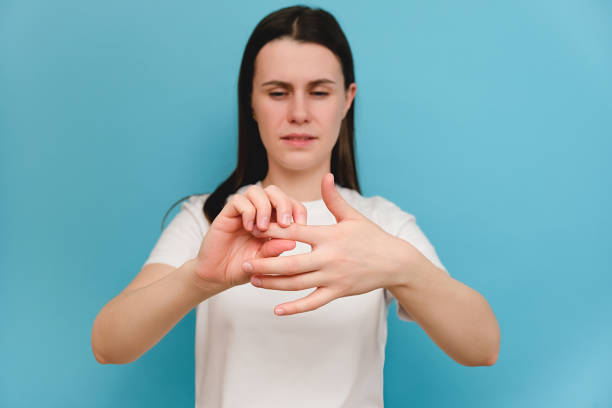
[251,38,356,173]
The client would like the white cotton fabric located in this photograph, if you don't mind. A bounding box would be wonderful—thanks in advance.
[143,181,448,408]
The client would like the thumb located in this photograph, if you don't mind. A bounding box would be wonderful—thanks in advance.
[257,239,297,258]
[320,173,361,223]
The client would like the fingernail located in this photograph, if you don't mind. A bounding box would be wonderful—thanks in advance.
[259,216,268,228]
[275,308,285,315]
[282,214,291,225]
[242,262,253,273]
[251,276,261,286]
[246,220,253,231]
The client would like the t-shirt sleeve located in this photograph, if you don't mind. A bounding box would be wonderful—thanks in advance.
[374,198,449,323]
[142,194,211,269]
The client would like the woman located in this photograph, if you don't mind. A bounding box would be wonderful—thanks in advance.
[91,5,500,407]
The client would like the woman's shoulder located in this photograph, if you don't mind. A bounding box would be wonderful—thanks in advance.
[170,193,212,230]
[173,193,211,216]
[183,193,211,207]
[336,185,411,214]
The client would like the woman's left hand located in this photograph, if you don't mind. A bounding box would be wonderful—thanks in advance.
[241,173,414,316]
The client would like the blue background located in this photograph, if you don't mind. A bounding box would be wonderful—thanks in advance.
[1,0,610,406]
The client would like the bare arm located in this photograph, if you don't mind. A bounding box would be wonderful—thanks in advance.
[91,259,227,365]
[90,183,306,364]
[387,239,500,367]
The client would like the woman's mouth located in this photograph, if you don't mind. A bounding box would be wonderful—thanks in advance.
[281,134,317,147]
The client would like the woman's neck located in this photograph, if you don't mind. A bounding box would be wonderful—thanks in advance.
[261,167,330,203]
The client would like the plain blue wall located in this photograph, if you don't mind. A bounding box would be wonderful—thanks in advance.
[1,1,610,406]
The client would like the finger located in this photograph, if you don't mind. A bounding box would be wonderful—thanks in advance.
[252,221,328,245]
[290,199,308,225]
[219,194,256,232]
[245,186,272,231]
[263,184,296,228]
[320,173,362,222]
[257,239,296,258]
[251,271,326,291]
[244,252,322,275]
[273,287,336,316]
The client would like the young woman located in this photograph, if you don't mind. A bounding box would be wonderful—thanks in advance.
[92,5,500,407]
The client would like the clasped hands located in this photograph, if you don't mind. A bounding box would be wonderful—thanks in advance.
[240,173,414,316]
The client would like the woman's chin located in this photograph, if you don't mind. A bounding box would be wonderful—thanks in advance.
[274,158,324,172]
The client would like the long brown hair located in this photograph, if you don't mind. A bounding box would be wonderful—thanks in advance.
[162,5,360,230]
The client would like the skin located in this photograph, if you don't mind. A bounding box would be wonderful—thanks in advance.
[186,38,354,291]
[91,37,500,367]
[203,38,500,366]
[251,38,356,203]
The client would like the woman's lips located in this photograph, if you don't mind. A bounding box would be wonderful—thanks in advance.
[281,134,317,147]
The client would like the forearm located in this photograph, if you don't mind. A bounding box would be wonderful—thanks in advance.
[387,241,500,367]
[91,259,226,365]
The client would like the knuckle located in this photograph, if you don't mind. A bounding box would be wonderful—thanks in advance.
[234,193,249,205]
[245,186,259,197]
[305,302,318,312]
[293,275,305,288]
[337,282,351,297]
[331,227,343,242]
[315,247,331,266]
[285,257,299,274]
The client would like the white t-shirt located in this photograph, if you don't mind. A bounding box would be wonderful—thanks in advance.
[143,181,448,408]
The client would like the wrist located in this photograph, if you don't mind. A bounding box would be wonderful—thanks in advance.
[385,238,447,292]
[182,259,230,298]
[384,237,442,291]
[383,237,418,290]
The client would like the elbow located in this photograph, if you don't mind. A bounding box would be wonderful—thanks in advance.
[480,330,501,366]
[93,348,109,365]
[477,336,500,366]
[91,332,138,365]
[92,347,137,365]
[91,333,109,365]
[479,350,498,366]
[486,323,501,366]
[479,315,501,367]
[92,342,130,365]
[462,328,500,367]
[91,336,131,365]
[459,351,498,367]
[91,319,112,365]
[485,351,498,366]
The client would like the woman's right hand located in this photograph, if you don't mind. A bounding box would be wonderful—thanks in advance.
[191,184,308,290]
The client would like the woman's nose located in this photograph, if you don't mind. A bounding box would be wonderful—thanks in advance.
[287,93,309,124]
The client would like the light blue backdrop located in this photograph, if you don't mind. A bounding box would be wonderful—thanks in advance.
[1,1,610,406]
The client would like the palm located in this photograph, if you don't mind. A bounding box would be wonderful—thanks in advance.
[194,210,294,288]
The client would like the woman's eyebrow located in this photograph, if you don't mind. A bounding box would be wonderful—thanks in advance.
[260,79,336,88]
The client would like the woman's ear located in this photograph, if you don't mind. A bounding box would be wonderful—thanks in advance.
[343,83,357,118]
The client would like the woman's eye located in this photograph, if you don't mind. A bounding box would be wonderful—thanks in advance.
[268,91,328,97]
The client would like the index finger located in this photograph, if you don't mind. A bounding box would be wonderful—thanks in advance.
[252,221,328,246]
[290,199,308,226]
